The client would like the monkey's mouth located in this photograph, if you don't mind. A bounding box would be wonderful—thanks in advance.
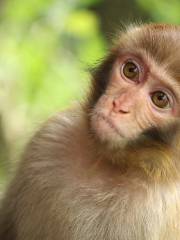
[95,112,125,138]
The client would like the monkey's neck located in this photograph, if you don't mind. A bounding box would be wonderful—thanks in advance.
[90,133,180,183]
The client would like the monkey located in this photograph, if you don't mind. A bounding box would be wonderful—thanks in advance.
[1,23,180,240]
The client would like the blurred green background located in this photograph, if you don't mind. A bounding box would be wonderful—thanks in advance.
[0,0,180,189]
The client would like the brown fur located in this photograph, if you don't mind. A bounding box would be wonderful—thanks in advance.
[1,24,180,240]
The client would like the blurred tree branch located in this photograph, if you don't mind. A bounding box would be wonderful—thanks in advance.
[92,0,150,41]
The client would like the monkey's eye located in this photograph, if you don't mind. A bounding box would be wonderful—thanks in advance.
[151,91,170,109]
[122,61,139,81]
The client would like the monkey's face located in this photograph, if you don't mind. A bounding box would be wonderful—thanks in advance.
[91,52,180,146]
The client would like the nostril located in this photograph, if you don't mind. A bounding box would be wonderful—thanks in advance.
[113,100,116,108]
[119,109,129,114]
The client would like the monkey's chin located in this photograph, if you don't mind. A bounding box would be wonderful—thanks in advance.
[91,115,130,149]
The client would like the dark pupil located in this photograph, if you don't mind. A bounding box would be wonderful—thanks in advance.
[157,92,165,101]
[128,65,137,73]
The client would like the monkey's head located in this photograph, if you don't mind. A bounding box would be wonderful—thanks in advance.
[89,24,180,148]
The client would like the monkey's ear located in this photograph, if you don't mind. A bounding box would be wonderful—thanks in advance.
[88,53,117,107]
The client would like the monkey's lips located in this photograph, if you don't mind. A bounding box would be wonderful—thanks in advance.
[94,112,125,139]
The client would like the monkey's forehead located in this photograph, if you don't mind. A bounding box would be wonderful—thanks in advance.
[116,24,180,80]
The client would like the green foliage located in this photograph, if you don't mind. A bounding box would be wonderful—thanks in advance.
[1,0,106,118]
[136,0,180,23]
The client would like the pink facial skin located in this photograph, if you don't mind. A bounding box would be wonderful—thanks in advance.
[91,53,180,145]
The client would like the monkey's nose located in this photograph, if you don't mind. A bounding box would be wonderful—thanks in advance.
[112,99,130,114]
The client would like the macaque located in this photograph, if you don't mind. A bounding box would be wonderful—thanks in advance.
[1,23,180,240]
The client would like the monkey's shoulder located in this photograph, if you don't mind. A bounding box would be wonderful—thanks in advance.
[30,109,84,146]
[21,109,89,168]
